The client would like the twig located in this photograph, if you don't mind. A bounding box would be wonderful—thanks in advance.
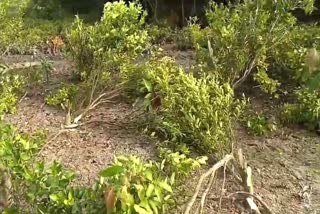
[199,170,216,214]
[71,87,122,126]
[234,149,261,214]
[47,129,72,143]
[219,162,228,210]
[18,91,28,103]
[0,47,10,57]
[233,55,258,88]
[78,119,132,129]
[228,192,274,214]
[184,154,234,214]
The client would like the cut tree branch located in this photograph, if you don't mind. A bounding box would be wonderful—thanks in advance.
[184,154,234,214]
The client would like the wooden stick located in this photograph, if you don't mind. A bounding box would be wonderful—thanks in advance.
[184,154,234,214]
[199,168,216,214]
[228,192,274,214]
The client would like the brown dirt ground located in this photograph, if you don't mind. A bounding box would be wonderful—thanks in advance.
[2,47,320,214]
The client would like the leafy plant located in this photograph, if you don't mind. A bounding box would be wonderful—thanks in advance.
[245,111,277,136]
[0,65,26,115]
[0,0,71,54]
[0,122,77,212]
[189,0,315,93]
[159,147,207,179]
[66,0,149,81]
[121,56,246,155]
[0,119,206,213]
[147,24,174,44]
[100,155,176,214]
[45,83,79,110]
[281,88,320,125]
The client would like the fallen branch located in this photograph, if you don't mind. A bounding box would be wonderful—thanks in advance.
[184,149,274,214]
[228,192,274,214]
[63,87,123,129]
[233,55,257,89]
[199,167,216,214]
[184,154,234,214]
[2,61,56,71]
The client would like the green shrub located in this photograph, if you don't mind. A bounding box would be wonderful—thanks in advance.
[281,88,320,125]
[0,122,74,213]
[245,111,277,136]
[121,56,245,155]
[0,120,206,213]
[0,0,71,54]
[147,24,174,44]
[66,0,149,81]
[189,0,315,93]
[24,0,65,20]
[45,83,79,110]
[0,0,27,53]
[100,155,176,214]
[269,25,320,86]
[0,121,109,213]
[0,65,26,115]
[159,147,207,179]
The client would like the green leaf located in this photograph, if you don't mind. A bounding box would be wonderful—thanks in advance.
[158,181,173,193]
[149,200,159,214]
[144,170,153,181]
[99,165,124,177]
[49,193,60,203]
[146,184,155,198]
[143,79,152,92]
[170,173,175,185]
[134,205,152,214]
[134,184,145,200]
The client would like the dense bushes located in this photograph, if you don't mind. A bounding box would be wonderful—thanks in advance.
[0,119,206,213]
[121,57,245,155]
[66,1,149,80]
[0,65,26,115]
[187,0,320,131]
[2,0,320,212]
[0,0,71,54]
[189,0,315,92]
[281,88,320,125]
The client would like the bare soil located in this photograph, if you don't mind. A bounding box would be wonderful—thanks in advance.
[2,48,320,214]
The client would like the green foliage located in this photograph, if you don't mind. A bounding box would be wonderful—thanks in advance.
[45,83,79,110]
[0,121,109,213]
[0,0,71,54]
[66,1,149,81]
[24,0,65,20]
[0,0,27,53]
[189,0,315,93]
[159,147,207,179]
[0,65,25,115]
[0,122,75,212]
[0,119,205,213]
[281,88,320,124]
[245,111,277,136]
[254,69,281,97]
[121,56,245,155]
[147,24,174,44]
[270,24,320,86]
[100,155,176,214]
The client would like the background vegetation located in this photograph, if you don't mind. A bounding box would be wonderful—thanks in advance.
[0,0,320,213]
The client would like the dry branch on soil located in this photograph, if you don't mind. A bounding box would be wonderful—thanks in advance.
[184,149,274,214]
[184,154,233,214]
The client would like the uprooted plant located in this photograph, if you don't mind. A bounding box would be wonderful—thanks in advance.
[63,0,150,128]
[184,149,274,214]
